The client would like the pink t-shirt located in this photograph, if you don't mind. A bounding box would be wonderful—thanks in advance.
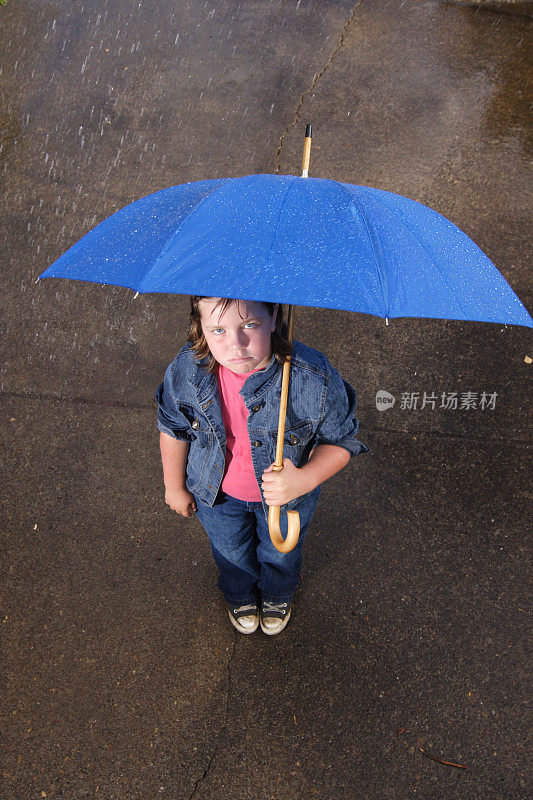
[217,363,264,501]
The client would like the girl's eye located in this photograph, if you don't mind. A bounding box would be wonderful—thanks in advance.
[210,322,258,335]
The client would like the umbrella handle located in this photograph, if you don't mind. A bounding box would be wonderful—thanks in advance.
[268,503,301,553]
[267,304,298,553]
[267,351,301,553]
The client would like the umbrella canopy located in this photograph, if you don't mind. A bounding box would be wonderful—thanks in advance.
[39,173,532,328]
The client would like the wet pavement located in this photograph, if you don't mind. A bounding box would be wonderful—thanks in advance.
[1,1,531,798]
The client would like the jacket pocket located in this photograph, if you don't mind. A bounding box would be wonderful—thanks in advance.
[174,403,210,438]
[273,420,314,467]
[177,404,214,487]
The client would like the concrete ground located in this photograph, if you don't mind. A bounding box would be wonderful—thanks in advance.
[1,1,531,798]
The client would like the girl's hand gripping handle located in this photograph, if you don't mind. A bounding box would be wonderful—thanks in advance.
[267,463,300,553]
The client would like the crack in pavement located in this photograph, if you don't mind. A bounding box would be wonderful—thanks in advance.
[1,389,152,411]
[187,634,237,800]
[274,0,363,174]
[187,757,212,800]
[1,389,530,445]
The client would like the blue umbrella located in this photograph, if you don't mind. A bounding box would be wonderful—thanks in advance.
[38,126,532,551]
[39,175,532,327]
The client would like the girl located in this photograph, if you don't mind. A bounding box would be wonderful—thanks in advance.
[156,297,368,635]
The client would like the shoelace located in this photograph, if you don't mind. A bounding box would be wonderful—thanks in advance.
[233,603,258,614]
[262,601,287,616]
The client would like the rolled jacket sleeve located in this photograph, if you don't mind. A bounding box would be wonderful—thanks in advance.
[313,367,370,458]
[155,367,193,442]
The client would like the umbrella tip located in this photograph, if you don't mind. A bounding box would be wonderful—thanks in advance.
[34,277,40,284]
[133,291,139,300]
[385,317,389,325]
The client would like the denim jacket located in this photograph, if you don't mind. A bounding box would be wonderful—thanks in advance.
[156,339,369,521]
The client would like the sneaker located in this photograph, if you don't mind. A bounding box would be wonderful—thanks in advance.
[227,602,259,634]
[260,600,291,636]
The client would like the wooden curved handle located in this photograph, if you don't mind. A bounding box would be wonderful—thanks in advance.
[268,504,301,553]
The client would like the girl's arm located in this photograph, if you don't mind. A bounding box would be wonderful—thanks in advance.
[160,431,190,489]
[299,444,351,491]
[160,431,197,516]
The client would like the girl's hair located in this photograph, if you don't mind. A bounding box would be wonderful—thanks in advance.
[188,296,292,374]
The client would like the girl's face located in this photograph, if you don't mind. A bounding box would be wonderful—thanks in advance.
[199,298,279,374]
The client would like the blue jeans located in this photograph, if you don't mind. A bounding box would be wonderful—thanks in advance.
[193,486,321,606]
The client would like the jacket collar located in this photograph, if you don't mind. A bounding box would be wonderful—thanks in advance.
[189,348,282,405]
[238,353,281,402]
